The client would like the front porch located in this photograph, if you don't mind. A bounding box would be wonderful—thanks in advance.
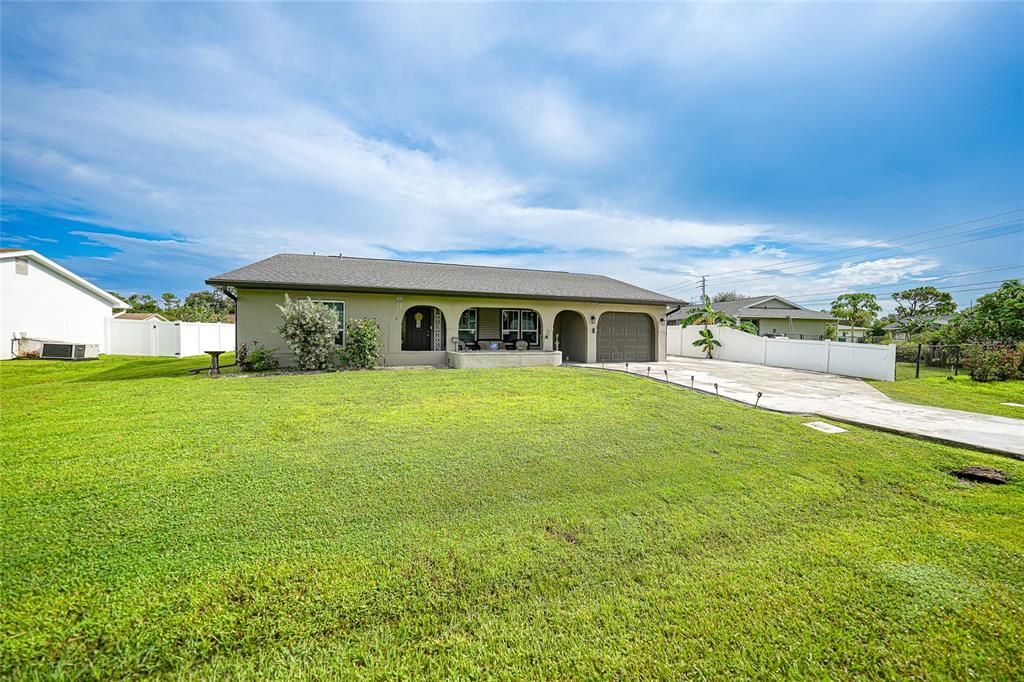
[447,349,562,369]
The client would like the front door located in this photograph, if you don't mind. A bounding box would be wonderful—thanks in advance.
[403,306,433,351]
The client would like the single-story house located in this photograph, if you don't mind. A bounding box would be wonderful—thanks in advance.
[1,249,128,360]
[207,254,683,367]
[882,314,956,340]
[667,295,838,339]
[114,312,168,321]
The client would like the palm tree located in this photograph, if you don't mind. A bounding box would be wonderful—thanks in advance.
[692,328,722,359]
[678,301,758,335]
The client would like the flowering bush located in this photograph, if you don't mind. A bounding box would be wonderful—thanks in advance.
[963,343,1024,382]
[237,342,279,372]
[337,318,382,369]
[274,294,339,370]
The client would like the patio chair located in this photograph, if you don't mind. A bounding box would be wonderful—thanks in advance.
[478,339,505,351]
[514,339,529,351]
[451,337,467,351]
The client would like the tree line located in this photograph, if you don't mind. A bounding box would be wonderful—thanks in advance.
[107,288,235,323]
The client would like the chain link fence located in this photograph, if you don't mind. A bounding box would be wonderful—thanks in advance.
[895,342,1015,379]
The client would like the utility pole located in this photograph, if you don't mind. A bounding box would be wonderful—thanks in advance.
[699,275,708,303]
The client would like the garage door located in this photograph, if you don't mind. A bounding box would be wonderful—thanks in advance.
[596,312,654,362]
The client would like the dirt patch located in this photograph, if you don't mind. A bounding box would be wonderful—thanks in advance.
[951,466,1007,484]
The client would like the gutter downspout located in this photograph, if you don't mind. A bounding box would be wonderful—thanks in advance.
[215,287,239,357]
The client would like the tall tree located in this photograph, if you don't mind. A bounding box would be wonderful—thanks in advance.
[940,280,1024,343]
[891,286,956,320]
[830,293,881,341]
[711,291,748,303]
[160,292,179,310]
[184,288,233,313]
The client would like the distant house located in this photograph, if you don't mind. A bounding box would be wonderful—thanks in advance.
[114,312,168,322]
[882,314,956,340]
[1,249,127,359]
[667,295,838,339]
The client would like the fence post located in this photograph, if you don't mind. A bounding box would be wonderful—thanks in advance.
[954,346,961,377]
[915,343,922,379]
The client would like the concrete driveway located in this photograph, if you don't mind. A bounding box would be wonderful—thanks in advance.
[580,356,1024,458]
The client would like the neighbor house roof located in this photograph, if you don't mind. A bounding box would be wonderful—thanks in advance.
[1,249,128,308]
[207,254,684,306]
[668,295,837,321]
[114,312,167,321]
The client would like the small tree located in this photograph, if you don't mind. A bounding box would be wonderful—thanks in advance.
[274,294,339,370]
[337,318,382,370]
[692,328,721,359]
[830,293,881,342]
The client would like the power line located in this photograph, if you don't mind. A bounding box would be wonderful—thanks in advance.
[697,224,1023,291]
[788,280,1015,308]
[701,218,1022,289]
[769,264,1024,303]
[664,208,1023,289]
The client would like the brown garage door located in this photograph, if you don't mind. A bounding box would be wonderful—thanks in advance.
[597,312,653,362]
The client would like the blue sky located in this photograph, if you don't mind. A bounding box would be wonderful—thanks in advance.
[1,2,1022,311]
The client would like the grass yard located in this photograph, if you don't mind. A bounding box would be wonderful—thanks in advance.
[2,356,1023,679]
[867,362,1024,419]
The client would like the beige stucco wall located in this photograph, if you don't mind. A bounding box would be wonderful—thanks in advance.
[236,288,669,367]
[746,317,831,338]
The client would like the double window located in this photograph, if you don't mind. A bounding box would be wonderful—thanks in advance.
[501,309,539,345]
[313,300,346,346]
[458,309,478,344]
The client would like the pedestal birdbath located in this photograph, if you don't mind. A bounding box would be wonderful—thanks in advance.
[205,350,224,375]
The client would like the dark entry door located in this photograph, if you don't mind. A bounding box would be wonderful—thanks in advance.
[596,312,653,362]
[403,306,433,351]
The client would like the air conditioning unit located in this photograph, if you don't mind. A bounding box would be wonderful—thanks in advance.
[39,343,99,360]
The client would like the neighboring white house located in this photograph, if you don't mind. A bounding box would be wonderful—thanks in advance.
[0,249,128,360]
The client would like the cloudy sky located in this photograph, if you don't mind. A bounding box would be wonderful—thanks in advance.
[2,2,1022,310]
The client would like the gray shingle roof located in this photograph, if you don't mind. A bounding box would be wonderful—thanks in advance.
[667,295,837,321]
[207,254,684,305]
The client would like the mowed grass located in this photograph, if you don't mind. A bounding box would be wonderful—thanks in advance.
[868,362,1024,419]
[2,356,1023,679]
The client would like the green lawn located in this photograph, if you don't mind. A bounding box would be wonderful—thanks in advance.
[867,362,1024,419]
[2,356,1023,679]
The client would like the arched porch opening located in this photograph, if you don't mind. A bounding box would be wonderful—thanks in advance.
[553,310,588,363]
[401,305,446,351]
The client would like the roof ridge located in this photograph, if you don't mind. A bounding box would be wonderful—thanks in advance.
[276,252,586,276]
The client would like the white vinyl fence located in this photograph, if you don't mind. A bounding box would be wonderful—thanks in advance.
[667,325,896,381]
[105,319,234,358]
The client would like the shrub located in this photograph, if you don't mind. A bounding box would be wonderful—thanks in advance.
[337,318,382,370]
[274,294,339,370]
[963,343,1024,382]
[237,342,279,372]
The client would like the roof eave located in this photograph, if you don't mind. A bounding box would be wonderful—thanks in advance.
[205,278,684,307]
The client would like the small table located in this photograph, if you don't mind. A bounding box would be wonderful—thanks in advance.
[205,350,224,375]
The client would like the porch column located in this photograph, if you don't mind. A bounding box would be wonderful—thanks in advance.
[437,304,464,352]
[585,308,600,363]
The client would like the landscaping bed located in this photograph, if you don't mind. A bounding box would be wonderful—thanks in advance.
[2,356,1022,678]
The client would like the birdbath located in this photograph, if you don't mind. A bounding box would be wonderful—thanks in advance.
[205,350,224,375]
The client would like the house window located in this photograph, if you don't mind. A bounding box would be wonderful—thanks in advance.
[520,310,539,345]
[501,309,539,345]
[501,309,520,343]
[15,258,28,275]
[458,309,478,344]
[313,300,345,346]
